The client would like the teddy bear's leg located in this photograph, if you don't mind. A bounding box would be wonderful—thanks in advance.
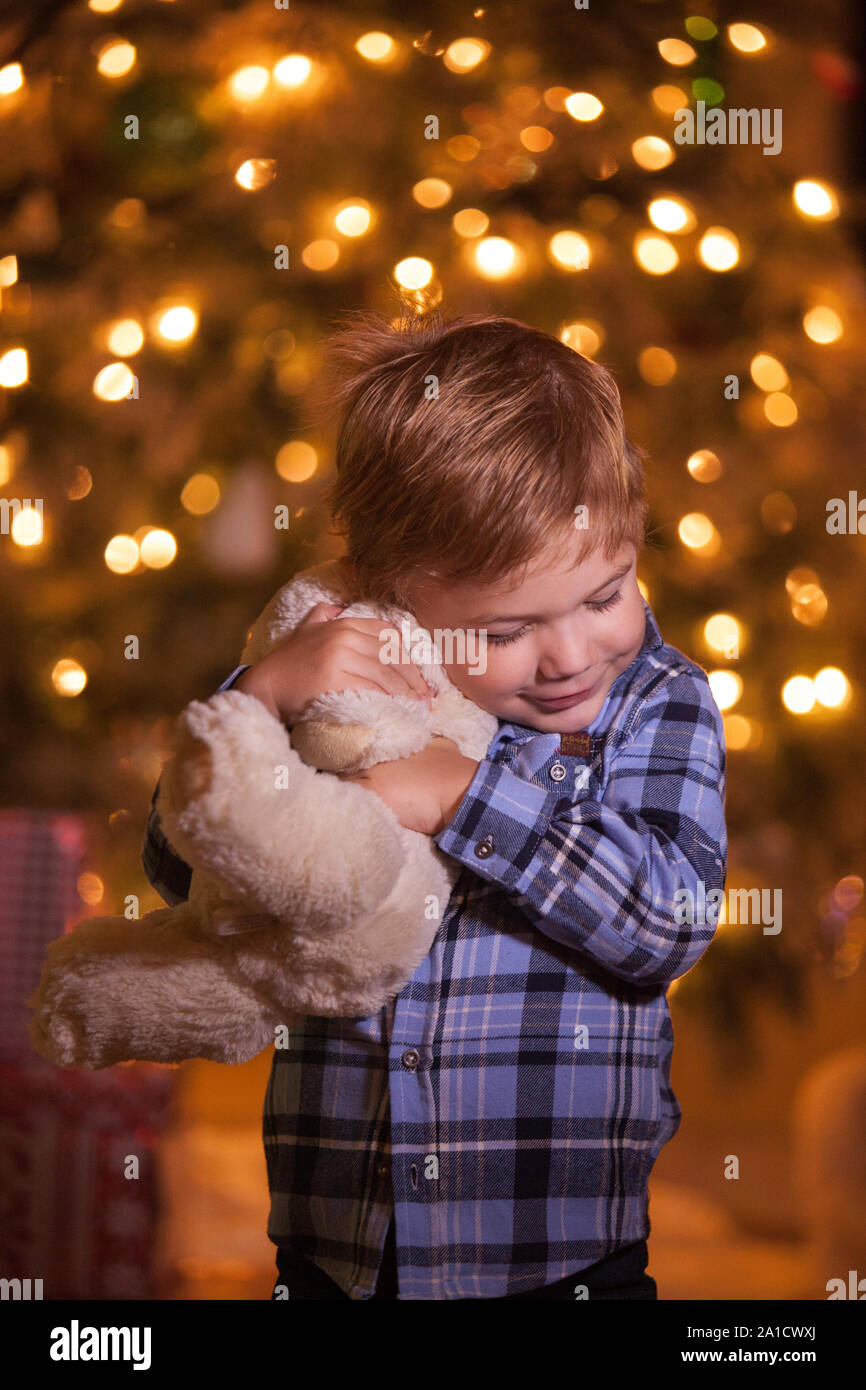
[27,907,287,1069]
[157,690,407,933]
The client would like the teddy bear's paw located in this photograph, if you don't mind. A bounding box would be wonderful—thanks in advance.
[291,720,372,772]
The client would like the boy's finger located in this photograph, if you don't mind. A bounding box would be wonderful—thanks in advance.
[299,602,345,625]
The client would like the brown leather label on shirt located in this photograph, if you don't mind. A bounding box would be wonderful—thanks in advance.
[559,732,591,756]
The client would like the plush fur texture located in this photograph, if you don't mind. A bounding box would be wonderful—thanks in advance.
[27,559,498,1069]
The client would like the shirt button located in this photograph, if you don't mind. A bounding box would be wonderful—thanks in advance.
[377,1160,390,1177]
[401,1048,420,1071]
[550,761,567,781]
[474,835,494,859]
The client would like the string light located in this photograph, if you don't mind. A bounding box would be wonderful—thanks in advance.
[273,55,312,89]
[394,256,434,288]
[648,197,695,233]
[634,231,678,274]
[96,40,136,78]
[52,659,87,696]
[229,66,270,101]
[0,63,25,94]
[565,92,604,122]
[728,23,768,53]
[657,38,697,66]
[443,39,490,73]
[333,201,373,236]
[698,227,740,271]
[275,441,317,482]
[0,347,28,387]
[549,231,590,271]
[631,136,675,170]
[355,32,397,63]
[472,238,520,279]
[803,306,843,343]
[793,179,839,220]
[687,449,723,482]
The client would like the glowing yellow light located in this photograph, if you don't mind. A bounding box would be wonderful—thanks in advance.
[687,448,722,482]
[561,321,604,357]
[154,306,198,343]
[139,528,177,569]
[631,136,675,170]
[678,512,719,552]
[452,207,489,237]
[275,440,317,483]
[0,63,24,95]
[724,714,758,751]
[565,91,604,122]
[782,676,815,714]
[803,306,843,343]
[355,32,396,63]
[814,667,849,709]
[549,231,591,271]
[704,613,741,654]
[181,472,220,515]
[88,0,123,12]
[834,876,864,912]
[708,670,743,711]
[52,659,87,697]
[764,392,798,427]
[634,232,678,275]
[446,134,481,162]
[790,581,827,627]
[443,38,490,73]
[96,40,137,78]
[648,197,695,233]
[394,256,434,289]
[104,534,140,573]
[106,318,144,356]
[235,158,276,191]
[651,85,688,114]
[728,23,768,53]
[793,180,839,220]
[273,54,313,88]
[302,239,339,270]
[698,227,739,271]
[0,448,11,486]
[638,346,677,385]
[93,362,134,400]
[520,126,554,153]
[0,347,28,387]
[0,254,17,286]
[229,65,270,101]
[785,566,819,598]
[472,237,519,280]
[658,38,697,66]
[11,505,42,547]
[413,179,453,209]
[750,353,788,391]
[333,201,372,236]
[77,871,104,903]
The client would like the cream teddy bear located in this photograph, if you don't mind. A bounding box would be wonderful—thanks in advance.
[27,559,498,1070]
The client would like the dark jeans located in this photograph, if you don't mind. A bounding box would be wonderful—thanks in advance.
[272,1218,657,1300]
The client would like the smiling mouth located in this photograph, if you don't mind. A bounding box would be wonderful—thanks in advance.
[527,679,598,707]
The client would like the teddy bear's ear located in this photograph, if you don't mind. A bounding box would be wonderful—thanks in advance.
[291,720,373,772]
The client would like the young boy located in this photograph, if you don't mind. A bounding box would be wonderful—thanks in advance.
[142,312,727,1300]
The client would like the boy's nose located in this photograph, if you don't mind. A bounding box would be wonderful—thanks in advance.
[537,637,598,683]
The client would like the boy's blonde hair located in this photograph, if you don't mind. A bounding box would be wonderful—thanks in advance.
[312,310,649,610]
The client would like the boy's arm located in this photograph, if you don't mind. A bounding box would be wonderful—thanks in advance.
[140,664,251,906]
[435,668,727,988]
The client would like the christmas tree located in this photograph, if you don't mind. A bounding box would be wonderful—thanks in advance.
[1,0,863,1063]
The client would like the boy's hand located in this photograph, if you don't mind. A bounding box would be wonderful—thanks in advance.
[337,738,480,836]
[233,602,433,725]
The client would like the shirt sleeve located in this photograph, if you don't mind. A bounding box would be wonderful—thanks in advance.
[139,665,252,906]
[434,668,727,987]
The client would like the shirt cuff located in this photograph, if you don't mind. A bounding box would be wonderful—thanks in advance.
[216,664,251,694]
[434,757,566,891]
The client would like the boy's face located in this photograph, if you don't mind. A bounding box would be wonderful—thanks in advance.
[407,533,647,733]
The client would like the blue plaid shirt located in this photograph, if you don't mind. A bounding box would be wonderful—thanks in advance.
[141,597,726,1299]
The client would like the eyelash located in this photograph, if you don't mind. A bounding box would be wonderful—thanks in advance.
[486,589,623,646]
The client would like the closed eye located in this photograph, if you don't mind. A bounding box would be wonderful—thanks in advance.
[486,589,624,646]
